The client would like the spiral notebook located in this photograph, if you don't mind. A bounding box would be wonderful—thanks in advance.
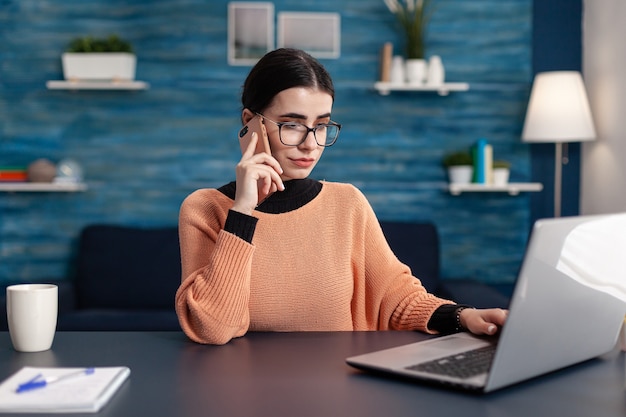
[0,366,130,413]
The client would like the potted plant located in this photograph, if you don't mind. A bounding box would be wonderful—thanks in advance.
[443,150,473,184]
[492,160,511,186]
[384,0,433,85]
[62,35,136,81]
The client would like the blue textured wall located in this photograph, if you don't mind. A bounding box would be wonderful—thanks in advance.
[0,0,532,285]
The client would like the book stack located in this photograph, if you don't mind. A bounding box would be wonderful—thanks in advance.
[0,167,27,182]
[472,139,493,184]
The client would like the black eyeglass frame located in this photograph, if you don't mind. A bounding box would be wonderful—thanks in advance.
[255,113,341,147]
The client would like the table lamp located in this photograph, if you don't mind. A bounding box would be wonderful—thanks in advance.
[521,71,596,217]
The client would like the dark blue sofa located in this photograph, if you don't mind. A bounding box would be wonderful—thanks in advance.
[380,221,511,309]
[56,225,182,331]
[1,221,509,332]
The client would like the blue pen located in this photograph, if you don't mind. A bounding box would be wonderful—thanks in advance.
[16,368,95,393]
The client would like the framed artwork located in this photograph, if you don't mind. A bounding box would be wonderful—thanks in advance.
[277,12,341,59]
[228,2,274,66]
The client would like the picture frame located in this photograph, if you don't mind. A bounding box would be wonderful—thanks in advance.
[228,2,275,66]
[277,12,341,59]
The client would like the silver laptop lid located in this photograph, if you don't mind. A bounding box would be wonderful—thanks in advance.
[485,212,626,392]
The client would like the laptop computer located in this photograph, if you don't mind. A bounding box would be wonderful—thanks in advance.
[346,212,626,393]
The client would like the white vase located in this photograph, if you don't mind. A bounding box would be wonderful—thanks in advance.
[390,56,405,86]
[426,55,445,86]
[448,166,473,184]
[405,59,427,85]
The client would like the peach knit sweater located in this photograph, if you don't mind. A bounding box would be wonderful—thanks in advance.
[175,181,452,345]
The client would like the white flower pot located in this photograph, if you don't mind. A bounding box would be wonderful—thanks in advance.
[448,166,473,184]
[405,59,427,85]
[492,168,510,186]
[62,53,136,81]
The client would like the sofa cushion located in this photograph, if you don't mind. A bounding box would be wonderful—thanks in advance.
[438,279,510,309]
[379,220,510,308]
[57,310,180,331]
[75,225,181,310]
[379,221,439,292]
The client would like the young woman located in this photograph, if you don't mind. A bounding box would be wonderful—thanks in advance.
[175,48,506,345]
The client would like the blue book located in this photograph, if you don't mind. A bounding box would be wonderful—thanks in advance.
[473,139,488,183]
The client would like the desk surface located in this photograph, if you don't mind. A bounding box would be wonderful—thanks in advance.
[0,331,624,417]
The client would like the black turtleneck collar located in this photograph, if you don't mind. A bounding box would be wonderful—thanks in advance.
[217,179,323,214]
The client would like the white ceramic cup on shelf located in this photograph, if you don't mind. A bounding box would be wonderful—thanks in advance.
[6,284,58,352]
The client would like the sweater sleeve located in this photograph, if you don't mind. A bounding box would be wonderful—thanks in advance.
[349,187,455,333]
[175,190,256,345]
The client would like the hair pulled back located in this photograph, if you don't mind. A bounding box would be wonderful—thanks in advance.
[241,48,335,114]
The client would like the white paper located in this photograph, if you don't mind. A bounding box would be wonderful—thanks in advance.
[0,366,130,413]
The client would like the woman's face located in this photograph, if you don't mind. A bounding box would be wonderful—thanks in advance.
[244,87,334,181]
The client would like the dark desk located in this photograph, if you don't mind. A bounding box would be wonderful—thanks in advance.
[0,331,624,417]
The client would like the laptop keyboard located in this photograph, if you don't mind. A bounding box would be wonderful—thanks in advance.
[406,344,496,379]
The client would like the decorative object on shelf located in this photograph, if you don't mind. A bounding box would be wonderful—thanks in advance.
[62,35,136,81]
[522,71,596,217]
[26,159,57,183]
[492,160,511,186]
[426,55,445,86]
[379,42,394,82]
[384,0,433,85]
[55,159,84,184]
[390,55,406,85]
[405,58,427,85]
[383,0,433,61]
[442,150,473,184]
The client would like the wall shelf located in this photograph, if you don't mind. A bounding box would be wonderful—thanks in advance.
[0,182,88,192]
[374,82,470,96]
[448,182,543,196]
[46,80,149,90]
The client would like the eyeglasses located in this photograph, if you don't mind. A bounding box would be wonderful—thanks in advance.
[256,113,341,147]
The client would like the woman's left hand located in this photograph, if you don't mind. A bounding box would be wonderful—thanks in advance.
[459,308,508,336]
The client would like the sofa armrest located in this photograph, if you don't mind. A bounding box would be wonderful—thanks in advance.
[437,279,510,309]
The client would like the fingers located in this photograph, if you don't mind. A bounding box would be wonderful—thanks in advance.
[242,132,258,157]
[233,133,284,213]
[485,324,498,336]
[243,133,284,177]
[480,308,507,335]
[463,308,508,336]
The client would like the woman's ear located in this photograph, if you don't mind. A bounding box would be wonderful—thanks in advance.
[241,109,255,125]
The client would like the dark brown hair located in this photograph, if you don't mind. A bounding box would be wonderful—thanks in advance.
[241,48,335,114]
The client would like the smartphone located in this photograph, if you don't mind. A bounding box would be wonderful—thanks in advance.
[238,116,271,155]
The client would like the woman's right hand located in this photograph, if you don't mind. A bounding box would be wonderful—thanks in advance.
[231,132,285,215]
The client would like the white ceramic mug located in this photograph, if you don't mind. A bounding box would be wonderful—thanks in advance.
[6,284,58,352]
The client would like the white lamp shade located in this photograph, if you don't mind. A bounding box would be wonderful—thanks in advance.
[522,71,596,143]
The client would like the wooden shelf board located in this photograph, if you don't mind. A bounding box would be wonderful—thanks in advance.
[0,182,88,192]
[448,182,543,196]
[46,80,149,90]
[374,82,470,96]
